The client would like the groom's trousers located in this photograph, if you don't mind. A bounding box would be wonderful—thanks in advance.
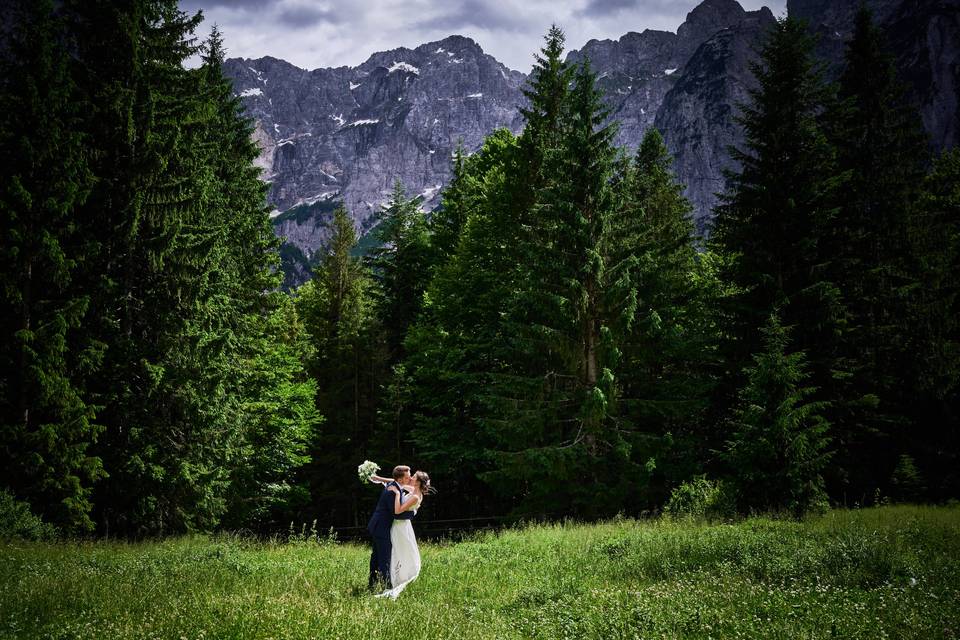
[368,534,392,589]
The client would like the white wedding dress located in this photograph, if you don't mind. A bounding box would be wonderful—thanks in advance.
[375,492,421,600]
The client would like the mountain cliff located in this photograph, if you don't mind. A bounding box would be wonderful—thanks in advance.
[224,34,525,271]
[569,0,776,233]
[789,0,959,154]
[222,0,958,285]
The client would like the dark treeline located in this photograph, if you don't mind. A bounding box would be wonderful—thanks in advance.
[1,3,957,538]
[1,0,319,536]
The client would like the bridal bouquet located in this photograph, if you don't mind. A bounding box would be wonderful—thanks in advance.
[358,460,380,483]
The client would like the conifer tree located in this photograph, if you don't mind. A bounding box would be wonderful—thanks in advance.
[297,207,385,526]
[202,26,319,530]
[612,129,699,401]
[223,293,320,529]
[404,129,521,518]
[711,16,847,441]
[403,31,578,504]
[610,128,717,503]
[365,184,432,478]
[430,141,473,264]
[119,2,237,534]
[370,181,432,363]
[911,149,960,498]
[0,0,104,532]
[199,24,282,299]
[1,2,322,534]
[826,6,932,499]
[723,314,831,516]
[519,26,574,171]
[486,58,631,516]
[70,1,262,534]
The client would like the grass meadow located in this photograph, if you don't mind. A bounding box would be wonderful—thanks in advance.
[2,505,958,639]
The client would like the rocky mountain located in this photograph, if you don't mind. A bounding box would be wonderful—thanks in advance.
[789,0,959,154]
[224,34,526,274]
[569,0,776,232]
[223,0,958,285]
[657,9,777,231]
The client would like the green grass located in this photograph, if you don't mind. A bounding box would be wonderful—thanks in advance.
[2,505,959,639]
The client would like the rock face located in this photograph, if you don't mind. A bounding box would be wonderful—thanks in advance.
[886,1,960,152]
[789,0,960,153]
[224,35,526,261]
[223,0,958,285]
[569,0,776,233]
[566,29,679,150]
[655,6,777,233]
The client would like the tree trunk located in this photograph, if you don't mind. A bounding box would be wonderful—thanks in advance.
[19,256,33,431]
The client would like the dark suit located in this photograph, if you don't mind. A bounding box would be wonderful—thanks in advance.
[367,481,416,589]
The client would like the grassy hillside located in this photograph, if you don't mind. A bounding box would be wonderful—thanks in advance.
[2,506,958,639]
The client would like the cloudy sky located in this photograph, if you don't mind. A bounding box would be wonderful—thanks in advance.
[179,0,787,72]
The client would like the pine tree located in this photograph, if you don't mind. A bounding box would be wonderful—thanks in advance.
[484,57,631,516]
[911,149,960,498]
[223,293,320,529]
[296,206,386,526]
[430,141,473,265]
[402,31,579,508]
[711,17,847,464]
[889,454,926,503]
[201,25,319,530]
[609,128,718,505]
[70,1,262,534]
[0,0,105,533]
[404,129,521,519]
[366,183,432,480]
[199,24,282,300]
[0,2,322,535]
[369,181,432,363]
[826,6,932,500]
[513,25,575,229]
[723,313,831,516]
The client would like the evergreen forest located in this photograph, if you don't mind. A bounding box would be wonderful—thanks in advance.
[2,1,958,539]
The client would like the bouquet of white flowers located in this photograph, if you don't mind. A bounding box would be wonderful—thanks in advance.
[358,460,380,483]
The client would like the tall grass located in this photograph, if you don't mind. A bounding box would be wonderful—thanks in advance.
[2,505,958,639]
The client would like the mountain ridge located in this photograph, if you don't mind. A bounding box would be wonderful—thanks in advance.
[222,0,959,286]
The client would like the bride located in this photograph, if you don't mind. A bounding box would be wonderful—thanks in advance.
[376,470,432,600]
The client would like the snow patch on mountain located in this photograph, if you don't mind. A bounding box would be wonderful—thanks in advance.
[387,61,420,75]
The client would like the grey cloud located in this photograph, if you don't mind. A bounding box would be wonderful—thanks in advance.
[576,0,687,18]
[180,0,275,11]
[577,0,635,17]
[416,0,533,33]
[276,5,342,28]
[180,0,340,28]
[181,0,787,73]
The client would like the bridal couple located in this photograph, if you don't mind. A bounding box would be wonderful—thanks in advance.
[366,464,432,599]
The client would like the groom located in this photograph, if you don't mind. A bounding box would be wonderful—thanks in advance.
[367,465,416,591]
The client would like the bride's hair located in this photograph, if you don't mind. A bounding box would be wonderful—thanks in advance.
[414,471,436,495]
